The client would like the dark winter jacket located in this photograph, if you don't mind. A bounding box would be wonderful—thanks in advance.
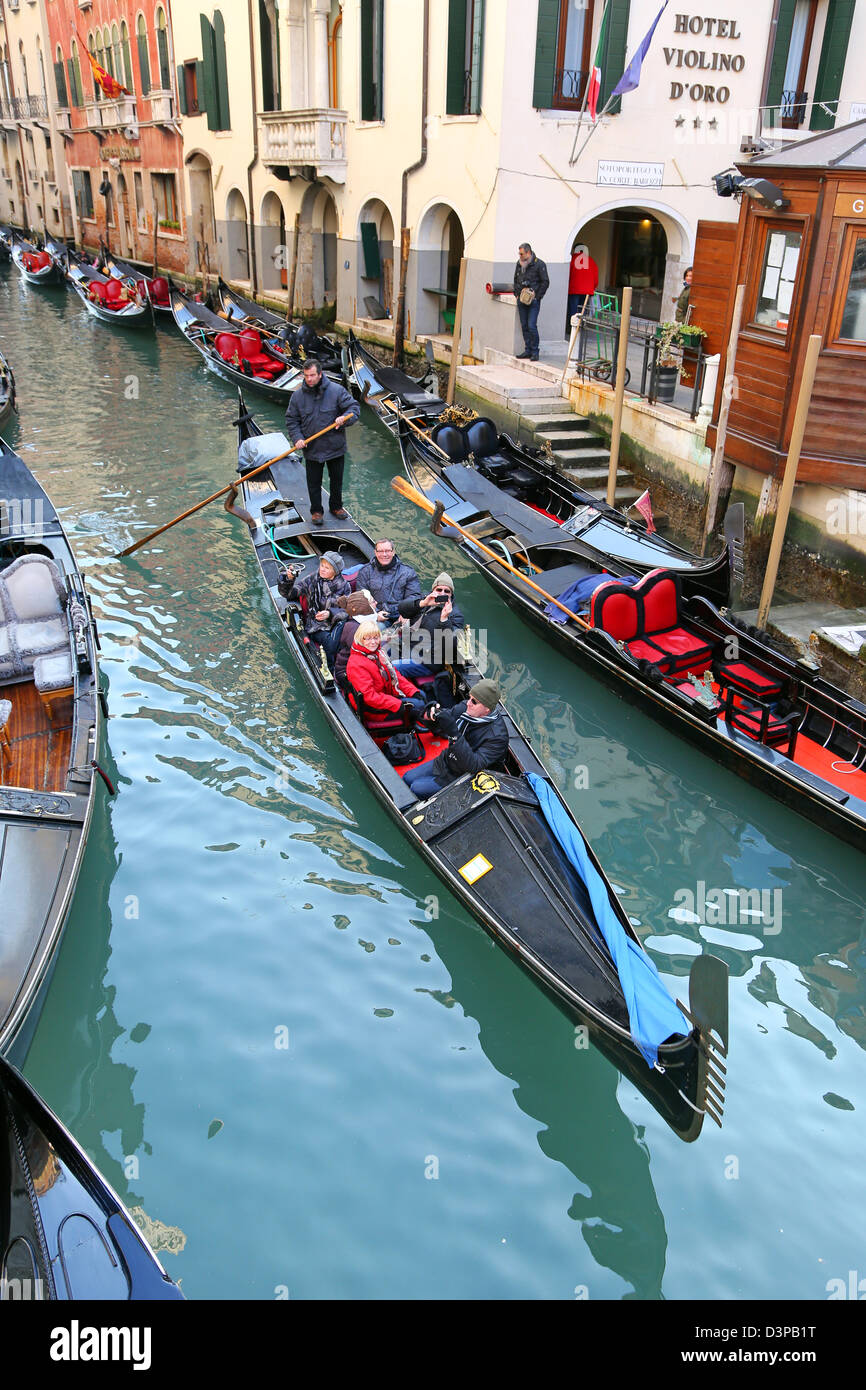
[279,569,350,634]
[285,376,360,461]
[353,553,421,621]
[428,701,509,783]
[513,254,549,302]
[333,617,360,687]
[396,596,466,671]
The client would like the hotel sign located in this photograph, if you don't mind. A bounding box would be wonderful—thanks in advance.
[597,161,664,188]
[834,192,866,219]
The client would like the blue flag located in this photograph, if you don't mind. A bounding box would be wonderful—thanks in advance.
[612,1,669,100]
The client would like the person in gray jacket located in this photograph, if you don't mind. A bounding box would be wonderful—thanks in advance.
[285,359,361,525]
[353,538,421,622]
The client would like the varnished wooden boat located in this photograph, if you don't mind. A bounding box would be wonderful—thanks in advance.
[103,254,173,313]
[228,393,729,1141]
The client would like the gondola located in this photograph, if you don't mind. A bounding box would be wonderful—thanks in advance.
[228,393,728,1141]
[217,277,342,374]
[344,328,443,424]
[0,226,12,263]
[65,249,151,327]
[103,253,173,313]
[170,287,302,402]
[0,351,16,428]
[0,438,105,1062]
[396,418,866,850]
[9,235,66,288]
[1,1056,183,1300]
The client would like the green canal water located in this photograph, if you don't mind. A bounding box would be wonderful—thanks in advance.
[2,268,865,1302]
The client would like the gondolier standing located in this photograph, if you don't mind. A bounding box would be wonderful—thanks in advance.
[286,359,361,525]
[513,243,549,361]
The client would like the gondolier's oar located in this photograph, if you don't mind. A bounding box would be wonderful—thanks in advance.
[115,420,342,559]
[391,476,592,630]
[384,399,451,461]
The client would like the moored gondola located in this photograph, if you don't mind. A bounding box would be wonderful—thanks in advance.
[0,1057,183,1300]
[171,288,302,402]
[103,253,173,312]
[217,277,342,374]
[66,250,151,327]
[0,438,106,1062]
[228,393,728,1141]
[0,226,12,262]
[0,351,16,428]
[395,419,866,850]
[344,328,444,424]
[9,234,66,287]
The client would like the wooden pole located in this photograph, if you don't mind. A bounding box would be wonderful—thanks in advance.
[700,283,745,555]
[446,256,468,405]
[287,212,300,321]
[606,286,632,507]
[151,196,158,281]
[756,334,822,630]
[392,226,411,367]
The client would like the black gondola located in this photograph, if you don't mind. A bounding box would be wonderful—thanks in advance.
[65,250,151,328]
[217,277,342,373]
[0,351,16,428]
[0,439,105,1062]
[103,254,173,313]
[228,393,729,1141]
[0,1057,183,1300]
[395,416,866,850]
[170,288,302,402]
[9,235,65,287]
[344,328,443,420]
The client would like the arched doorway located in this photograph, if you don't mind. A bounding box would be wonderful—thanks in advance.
[356,197,394,317]
[117,172,132,258]
[567,204,692,326]
[259,190,286,293]
[416,202,465,334]
[187,152,216,276]
[299,183,338,309]
[225,189,250,284]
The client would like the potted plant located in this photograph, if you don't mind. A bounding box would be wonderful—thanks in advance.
[653,321,706,401]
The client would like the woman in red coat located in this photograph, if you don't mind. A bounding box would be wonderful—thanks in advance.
[345,622,426,725]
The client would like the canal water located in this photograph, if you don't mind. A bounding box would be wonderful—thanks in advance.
[2,268,865,1302]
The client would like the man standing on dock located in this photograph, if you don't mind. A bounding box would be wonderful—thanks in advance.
[513,243,549,361]
[286,359,361,525]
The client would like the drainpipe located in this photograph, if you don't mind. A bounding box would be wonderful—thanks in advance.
[247,0,260,293]
[392,0,428,366]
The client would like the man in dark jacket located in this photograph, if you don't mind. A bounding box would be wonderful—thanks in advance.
[353,539,421,621]
[285,359,361,525]
[403,680,508,800]
[394,571,465,707]
[513,243,549,361]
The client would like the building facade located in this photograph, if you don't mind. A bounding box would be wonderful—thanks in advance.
[43,0,187,271]
[0,0,71,238]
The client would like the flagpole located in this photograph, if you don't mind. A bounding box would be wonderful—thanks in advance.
[568,0,610,166]
[569,93,617,168]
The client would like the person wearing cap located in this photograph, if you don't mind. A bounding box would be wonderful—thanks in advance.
[393,572,465,706]
[353,539,421,622]
[402,680,508,799]
[277,550,350,667]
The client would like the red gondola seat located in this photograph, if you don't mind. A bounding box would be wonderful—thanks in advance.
[590,568,714,676]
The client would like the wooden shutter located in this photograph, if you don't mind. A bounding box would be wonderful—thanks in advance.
[200,15,218,130]
[360,222,381,278]
[688,220,738,358]
[810,0,855,130]
[177,64,188,115]
[213,11,231,129]
[122,36,133,90]
[600,0,631,114]
[66,58,78,107]
[764,0,796,116]
[196,61,206,114]
[137,31,151,94]
[158,27,171,91]
[532,0,558,109]
[446,0,468,115]
[54,60,69,107]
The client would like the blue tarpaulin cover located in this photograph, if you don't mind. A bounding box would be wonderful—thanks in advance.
[544,573,637,624]
[526,773,689,1066]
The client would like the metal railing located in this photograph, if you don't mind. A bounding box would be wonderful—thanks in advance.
[0,94,50,121]
[780,88,808,128]
[571,307,708,421]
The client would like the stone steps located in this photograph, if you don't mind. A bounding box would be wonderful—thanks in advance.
[563,464,632,487]
[552,446,613,466]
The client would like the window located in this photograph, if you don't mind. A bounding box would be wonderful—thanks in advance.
[765,0,855,131]
[446,0,484,116]
[121,22,133,90]
[68,42,84,107]
[72,169,94,221]
[180,59,201,115]
[259,0,281,112]
[45,131,54,183]
[199,11,230,130]
[137,16,152,94]
[156,8,171,91]
[103,27,114,79]
[360,0,383,121]
[754,227,802,331]
[134,170,147,229]
[837,233,866,342]
[101,170,115,226]
[533,0,625,112]
[153,172,178,226]
[54,48,69,107]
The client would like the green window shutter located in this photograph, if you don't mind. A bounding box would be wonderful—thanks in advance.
[54,60,69,107]
[137,33,151,94]
[446,0,468,115]
[810,0,855,130]
[213,11,231,130]
[532,0,558,109]
[600,0,631,114]
[765,0,796,115]
[177,64,188,115]
[66,58,77,106]
[200,15,218,130]
[158,28,171,91]
[360,222,381,278]
[122,37,133,89]
[360,0,374,120]
[196,60,207,113]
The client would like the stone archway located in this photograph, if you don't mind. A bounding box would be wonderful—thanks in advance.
[415,201,465,334]
[567,200,693,327]
[356,196,394,317]
[259,189,286,293]
[186,151,217,277]
[224,188,250,284]
[298,182,338,310]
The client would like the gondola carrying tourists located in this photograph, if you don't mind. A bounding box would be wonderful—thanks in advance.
[285,358,360,525]
[403,680,508,799]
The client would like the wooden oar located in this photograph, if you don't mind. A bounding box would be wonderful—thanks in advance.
[115,420,342,559]
[390,476,591,630]
[383,398,451,461]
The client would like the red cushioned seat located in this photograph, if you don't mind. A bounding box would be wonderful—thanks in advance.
[215,332,242,362]
[626,638,675,669]
[715,660,782,700]
[240,329,263,355]
[724,695,799,758]
[590,581,640,642]
[150,276,170,305]
[633,569,714,673]
[32,251,50,270]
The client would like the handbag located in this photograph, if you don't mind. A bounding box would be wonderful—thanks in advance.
[518,287,535,306]
[382,730,425,765]
[337,589,377,617]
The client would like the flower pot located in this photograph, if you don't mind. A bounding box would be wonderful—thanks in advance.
[655,364,679,404]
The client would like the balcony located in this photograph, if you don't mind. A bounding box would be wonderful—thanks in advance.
[148,91,174,123]
[0,94,50,121]
[101,96,137,127]
[84,103,102,130]
[260,109,347,183]
[56,109,71,131]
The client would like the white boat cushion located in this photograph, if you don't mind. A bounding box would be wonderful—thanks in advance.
[238,433,293,471]
[34,650,74,692]
[0,554,66,621]
[13,617,67,659]
[0,626,15,678]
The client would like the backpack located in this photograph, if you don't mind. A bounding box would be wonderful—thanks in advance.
[382,730,425,765]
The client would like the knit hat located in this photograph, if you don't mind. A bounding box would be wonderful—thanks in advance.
[433,573,454,593]
[469,679,501,709]
[321,550,344,575]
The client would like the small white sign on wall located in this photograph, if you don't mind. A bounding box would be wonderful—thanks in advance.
[850,102,866,122]
[597,161,664,188]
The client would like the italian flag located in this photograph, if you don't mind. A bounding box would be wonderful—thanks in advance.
[586,2,610,122]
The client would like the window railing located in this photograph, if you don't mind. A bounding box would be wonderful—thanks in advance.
[0,94,50,120]
[554,67,587,108]
[780,88,808,129]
